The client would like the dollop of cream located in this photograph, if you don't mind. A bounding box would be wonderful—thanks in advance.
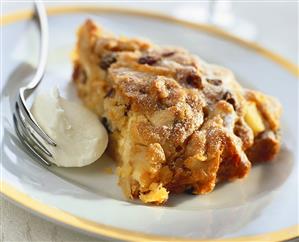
[31,88,108,167]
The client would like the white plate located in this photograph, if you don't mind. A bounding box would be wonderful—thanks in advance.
[1,6,298,241]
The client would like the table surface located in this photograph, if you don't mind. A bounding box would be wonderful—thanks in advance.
[1,1,298,242]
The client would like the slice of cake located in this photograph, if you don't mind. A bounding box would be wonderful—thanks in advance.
[72,20,281,204]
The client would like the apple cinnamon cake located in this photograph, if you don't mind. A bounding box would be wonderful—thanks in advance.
[72,20,282,204]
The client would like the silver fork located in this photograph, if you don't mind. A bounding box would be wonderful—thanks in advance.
[13,1,56,166]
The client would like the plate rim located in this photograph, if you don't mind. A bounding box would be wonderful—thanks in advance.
[2,182,299,242]
[1,6,298,242]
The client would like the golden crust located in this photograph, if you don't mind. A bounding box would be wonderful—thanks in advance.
[72,20,282,204]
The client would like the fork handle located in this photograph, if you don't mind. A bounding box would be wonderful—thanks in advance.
[24,0,49,95]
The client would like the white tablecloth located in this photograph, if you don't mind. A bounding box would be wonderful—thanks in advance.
[2,1,297,241]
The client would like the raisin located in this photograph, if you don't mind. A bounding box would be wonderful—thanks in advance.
[186,72,202,89]
[104,88,115,98]
[222,91,237,110]
[203,106,209,119]
[72,63,80,81]
[72,63,87,84]
[162,51,175,57]
[177,68,203,89]
[207,78,222,86]
[124,104,131,116]
[138,55,160,65]
[175,146,183,152]
[100,53,117,70]
[139,88,147,95]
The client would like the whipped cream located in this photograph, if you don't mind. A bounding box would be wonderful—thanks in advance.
[31,88,108,167]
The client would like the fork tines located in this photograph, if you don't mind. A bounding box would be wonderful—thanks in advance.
[13,94,54,166]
